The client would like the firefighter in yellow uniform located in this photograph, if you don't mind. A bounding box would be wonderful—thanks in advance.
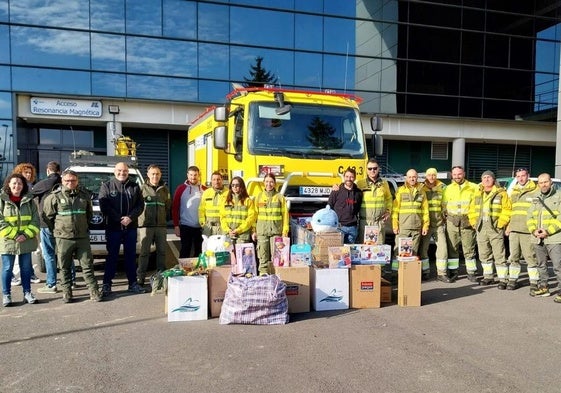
[252,174,289,275]
[419,168,448,281]
[391,169,429,273]
[468,170,511,287]
[506,168,541,291]
[442,166,478,282]
[356,158,392,245]
[199,171,225,237]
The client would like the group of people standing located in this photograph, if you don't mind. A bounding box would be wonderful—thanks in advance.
[174,166,288,276]
[328,159,561,303]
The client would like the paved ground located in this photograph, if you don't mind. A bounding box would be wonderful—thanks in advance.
[1,265,561,393]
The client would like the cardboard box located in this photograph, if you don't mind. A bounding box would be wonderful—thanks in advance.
[309,231,344,268]
[398,259,421,307]
[208,266,232,318]
[311,267,349,311]
[349,244,392,265]
[167,275,208,321]
[381,278,392,303]
[273,266,310,313]
[350,265,381,308]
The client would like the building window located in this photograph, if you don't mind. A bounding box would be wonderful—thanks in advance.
[431,142,449,160]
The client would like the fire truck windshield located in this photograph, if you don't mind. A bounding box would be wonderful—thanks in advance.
[248,102,365,158]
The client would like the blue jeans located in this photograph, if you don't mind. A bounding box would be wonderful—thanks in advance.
[340,225,358,244]
[103,228,138,286]
[41,227,57,287]
[2,253,32,294]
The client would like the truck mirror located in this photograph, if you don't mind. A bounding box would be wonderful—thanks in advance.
[370,116,383,132]
[214,106,227,122]
[214,126,227,150]
[372,133,383,156]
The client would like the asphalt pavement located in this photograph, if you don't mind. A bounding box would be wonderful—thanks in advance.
[1,265,561,393]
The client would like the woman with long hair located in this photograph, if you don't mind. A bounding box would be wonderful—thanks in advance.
[219,176,256,243]
[0,173,40,306]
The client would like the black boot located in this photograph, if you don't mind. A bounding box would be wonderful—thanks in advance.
[448,269,459,282]
[437,274,453,283]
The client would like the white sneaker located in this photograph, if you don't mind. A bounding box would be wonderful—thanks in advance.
[30,274,41,284]
[23,292,37,304]
[11,276,21,286]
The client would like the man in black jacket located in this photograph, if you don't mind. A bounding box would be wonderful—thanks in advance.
[32,161,61,293]
[99,162,145,297]
[328,167,363,244]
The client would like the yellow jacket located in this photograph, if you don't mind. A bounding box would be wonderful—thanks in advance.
[392,183,429,232]
[356,177,392,224]
[469,185,511,230]
[508,180,537,233]
[442,179,478,216]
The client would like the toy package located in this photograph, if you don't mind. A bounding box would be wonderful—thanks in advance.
[233,243,257,275]
[270,236,290,267]
[363,225,379,245]
[328,246,352,268]
[290,243,312,266]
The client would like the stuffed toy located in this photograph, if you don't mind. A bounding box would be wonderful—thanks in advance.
[310,205,339,232]
[199,234,233,268]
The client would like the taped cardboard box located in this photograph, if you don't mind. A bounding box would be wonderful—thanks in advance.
[167,275,208,322]
[308,231,343,268]
[398,258,421,307]
[350,265,381,308]
[381,278,392,303]
[208,266,232,318]
[311,267,349,311]
[273,266,310,313]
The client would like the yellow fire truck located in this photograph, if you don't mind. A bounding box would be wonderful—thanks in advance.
[187,86,382,216]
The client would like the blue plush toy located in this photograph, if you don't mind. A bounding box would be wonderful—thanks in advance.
[310,205,339,232]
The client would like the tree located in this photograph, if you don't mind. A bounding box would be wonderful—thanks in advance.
[244,56,278,87]
[306,117,343,150]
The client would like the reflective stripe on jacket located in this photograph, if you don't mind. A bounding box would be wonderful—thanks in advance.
[0,191,39,254]
[422,180,446,227]
[527,188,561,244]
[255,190,289,237]
[356,177,392,224]
[43,186,92,239]
[392,183,429,231]
[469,185,511,230]
[199,187,224,226]
[509,180,537,233]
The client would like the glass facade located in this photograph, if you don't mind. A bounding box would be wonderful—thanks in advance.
[0,0,559,114]
[0,0,559,178]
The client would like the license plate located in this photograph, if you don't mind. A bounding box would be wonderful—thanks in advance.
[89,234,105,243]
[300,186,332,196]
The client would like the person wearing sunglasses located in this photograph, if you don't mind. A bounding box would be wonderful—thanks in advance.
[220,177,256,244]
[356,158,392,245]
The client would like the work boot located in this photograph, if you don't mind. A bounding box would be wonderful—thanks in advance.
[448,269,459,282]
[437,274,453,283]
[422,271,431,281]
[506,281,518,290]
[530,285,550,297]
[62,290,73,303]
[497,281,507,290]
[89,288,102,302]
[101,283,112,298]
[466,273,478,283]
[479,277,494,286]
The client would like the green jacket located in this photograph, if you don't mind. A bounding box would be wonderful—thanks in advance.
[527,187,561,244]
[138,181,171,227]
[0,191,40,254]
[42,186,92,239]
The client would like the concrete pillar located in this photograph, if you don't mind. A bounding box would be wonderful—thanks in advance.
[451,138,466,168]
[106,121,122,156]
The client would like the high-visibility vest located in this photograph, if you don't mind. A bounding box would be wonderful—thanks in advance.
[509,180,537,233]
[469,185,511,230]
[392,183,429,231]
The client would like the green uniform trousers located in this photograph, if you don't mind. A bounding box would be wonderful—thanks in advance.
[56,237,98,292]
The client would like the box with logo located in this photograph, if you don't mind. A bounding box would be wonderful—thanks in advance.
[349,244,392,265]
[290,243,312,266]
[308,231,344,268]
[167,275,208,322]
[273,266,310,313]
[398,258,421,307]
[350,265,382,308]
[208,266,232,318]
[311,267,349,311]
